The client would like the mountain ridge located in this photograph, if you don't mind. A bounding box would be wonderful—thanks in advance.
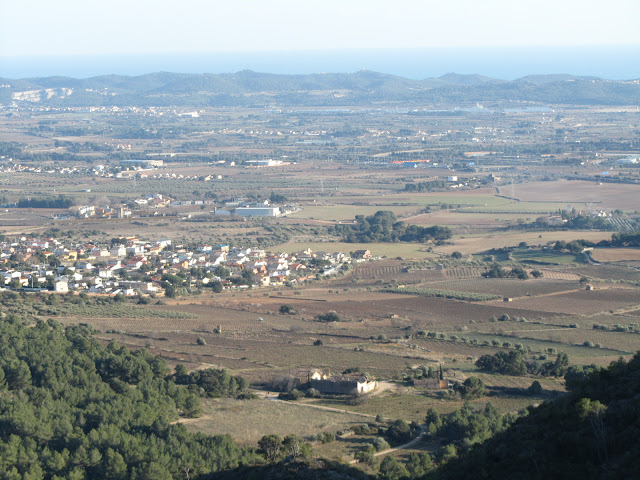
[1,70,638,107]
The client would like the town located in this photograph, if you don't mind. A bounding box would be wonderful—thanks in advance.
[0,233,370,297]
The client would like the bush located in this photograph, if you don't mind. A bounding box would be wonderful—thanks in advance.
[320,432,335,444]
[305,388,320,398]
[371,437,390,452]
[278,389,303,401]
[315,311,342,322]
[279,304,296,315]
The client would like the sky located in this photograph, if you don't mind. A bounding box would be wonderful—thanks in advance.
[1,0,639,56]
[1,0,639,79]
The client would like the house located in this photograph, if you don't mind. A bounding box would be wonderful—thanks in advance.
[310,375,377,396]
[110,245,127,257]
[54,278,69,293]
[352,249,372,260]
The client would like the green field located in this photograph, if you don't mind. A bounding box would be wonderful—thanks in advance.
[510,249,585,265]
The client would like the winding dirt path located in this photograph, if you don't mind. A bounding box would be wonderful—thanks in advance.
[349,425,426,464]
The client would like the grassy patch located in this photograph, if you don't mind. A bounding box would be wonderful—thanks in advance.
[182,397,367,444]
[511,249,584,265]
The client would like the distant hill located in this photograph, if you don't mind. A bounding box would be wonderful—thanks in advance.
[433,73,504,86]
[515,73,601,84]
[1,70,639,107]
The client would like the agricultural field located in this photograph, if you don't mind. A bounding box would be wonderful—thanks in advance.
[183,397,369,444]
[434,230,613,255]
[590,248,640,262]
[417,277,581,298]
[505,180,640,211]
[510,249,585,265]
[484,287,640,315]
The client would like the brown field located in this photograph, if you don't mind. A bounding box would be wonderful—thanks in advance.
[569,264,640,282]
[590,248,640,262]
[503,180,640,210]
[417,278,582,298]
[483,287,640,315]
[434,230,612,255]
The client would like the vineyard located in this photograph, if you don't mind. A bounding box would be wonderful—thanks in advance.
[487,287,640,315]
[384,286,501,302]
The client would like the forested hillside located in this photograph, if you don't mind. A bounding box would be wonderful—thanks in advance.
[428,353,640,480]
[0,317,257,479]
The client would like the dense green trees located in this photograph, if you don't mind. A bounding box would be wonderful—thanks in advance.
[430,353,640,479]
[16,195,74,209]
[331,211,451,244]
[455,377,485,400]
[404,180,448,192]
[0,318,257,479]
[174,367,249,397]
[430,402,516,449]
[609,231,640,247]
[481,263,530,279]
[475,350,569,377]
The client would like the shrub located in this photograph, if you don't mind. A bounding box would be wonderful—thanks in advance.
[305,388,320,398]
[320,432,335,444]
[278,389,303,401]
[279,304,296,315]
[371,437,390,452]
[315,311,342,322]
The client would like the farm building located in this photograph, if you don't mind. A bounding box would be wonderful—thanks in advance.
[120,159,163,168]
[413,379,451,389]
[352,249,372,259]
[290,368,330,385]
[311,375,377,395]
[235,207,280,217]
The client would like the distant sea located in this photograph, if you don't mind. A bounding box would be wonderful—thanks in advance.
[1,46,639,80]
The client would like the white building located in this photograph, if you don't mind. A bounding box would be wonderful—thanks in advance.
[235,207,280,217]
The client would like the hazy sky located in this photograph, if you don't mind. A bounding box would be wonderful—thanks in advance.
[1,0,639,57]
